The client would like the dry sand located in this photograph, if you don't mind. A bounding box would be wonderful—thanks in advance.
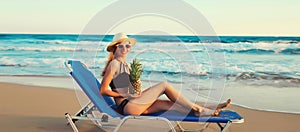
[1,82,300,132]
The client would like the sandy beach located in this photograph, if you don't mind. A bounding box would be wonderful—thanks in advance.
[1,0,300,131]
[1,82,300,132]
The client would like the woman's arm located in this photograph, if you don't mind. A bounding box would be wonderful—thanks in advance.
[100,62,123,97]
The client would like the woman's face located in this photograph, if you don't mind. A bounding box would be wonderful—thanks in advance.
[115,41,131,58]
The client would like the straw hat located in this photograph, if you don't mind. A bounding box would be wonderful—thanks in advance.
[106,33,136,52]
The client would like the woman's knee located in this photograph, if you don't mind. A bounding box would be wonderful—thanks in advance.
[159,81,169,87]
[150,81,168,91]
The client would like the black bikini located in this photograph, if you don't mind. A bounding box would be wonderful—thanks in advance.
[117,99,129,115]
[109,60,131,114]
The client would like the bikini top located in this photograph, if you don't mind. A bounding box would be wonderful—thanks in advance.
[109,60,131,89]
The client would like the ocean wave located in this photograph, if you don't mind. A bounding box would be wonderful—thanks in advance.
[217,36,300,44]
[1,59,299,83]
[3,36,300,46]
[184,48,300,55]
[1,34,300,44]
[158,68,298,80]
[269,40,300,44]
[46,40,108,46]
[0,47,105,52]
[136,42,300,54]
[281,48,300,54]
[1,46,299,54]
[0,64,28,67]
[142,70,208,76]
[220,40,300,44]
[234,48,300,54]
[3,39,106,45]
[227,72,300,82]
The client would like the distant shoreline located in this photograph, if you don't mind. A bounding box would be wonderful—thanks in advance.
[1,33,300,37]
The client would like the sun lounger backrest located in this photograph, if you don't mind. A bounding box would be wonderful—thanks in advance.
[69,60,120,117]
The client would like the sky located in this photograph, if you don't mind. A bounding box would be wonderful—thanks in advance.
[0,0,299,36]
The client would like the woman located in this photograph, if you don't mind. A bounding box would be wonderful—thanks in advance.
[100,33,231,116]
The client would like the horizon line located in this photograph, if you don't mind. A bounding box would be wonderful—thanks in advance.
[0,32,300,37]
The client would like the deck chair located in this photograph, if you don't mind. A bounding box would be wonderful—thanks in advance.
[64,60,244,132]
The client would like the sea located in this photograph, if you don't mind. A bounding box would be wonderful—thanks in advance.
[0,34,299,114]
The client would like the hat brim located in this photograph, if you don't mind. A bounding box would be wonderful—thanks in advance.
[106,38,136,52]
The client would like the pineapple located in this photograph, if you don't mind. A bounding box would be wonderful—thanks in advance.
[129,59,143,94]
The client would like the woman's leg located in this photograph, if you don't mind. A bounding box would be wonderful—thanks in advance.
[124,82,169,115]
[158,82,198,110]
[124,82,198,115]
[124,81,231,116]
[142,100,190,114]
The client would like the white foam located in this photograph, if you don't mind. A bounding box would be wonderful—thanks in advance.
[0,46,106,52]
[222,81,300,114]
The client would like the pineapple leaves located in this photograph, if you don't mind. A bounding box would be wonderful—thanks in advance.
[129,58,143,81]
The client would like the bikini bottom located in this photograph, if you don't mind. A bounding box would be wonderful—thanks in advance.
[117,99,129,115]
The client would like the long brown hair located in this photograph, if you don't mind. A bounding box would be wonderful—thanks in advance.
[102,45,117,76]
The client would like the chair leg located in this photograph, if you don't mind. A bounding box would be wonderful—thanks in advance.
[65,113,79,132]
[176,122,210,132]
[176,121,185,132]
[199,122,210,132]
[217,121,231,132]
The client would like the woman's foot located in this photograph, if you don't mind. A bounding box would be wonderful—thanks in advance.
[193,99,232,116]
[213,99,232,116]
[192,107,215,117]
[204,99,231,110]
[217,99,231,109]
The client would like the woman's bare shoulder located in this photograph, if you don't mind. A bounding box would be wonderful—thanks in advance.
[109,59,120,68]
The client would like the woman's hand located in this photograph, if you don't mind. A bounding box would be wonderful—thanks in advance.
[130,93,141,98]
